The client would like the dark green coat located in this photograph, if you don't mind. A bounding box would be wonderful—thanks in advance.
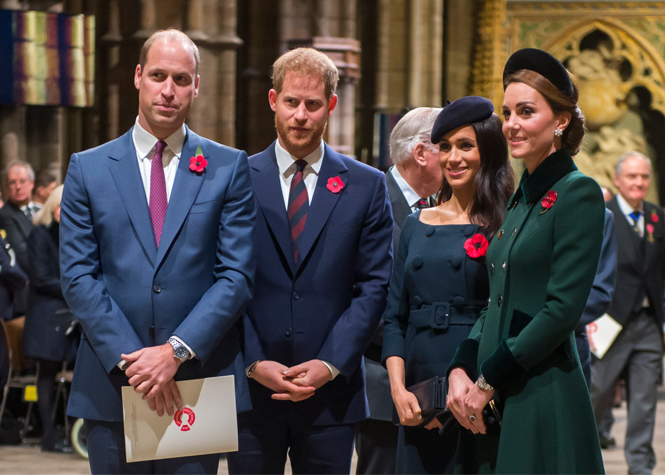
[450,149,605,474]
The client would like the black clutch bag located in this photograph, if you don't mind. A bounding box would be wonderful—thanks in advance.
[392,376,447,426]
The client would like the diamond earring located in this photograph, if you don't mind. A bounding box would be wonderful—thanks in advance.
[554,128,563,137]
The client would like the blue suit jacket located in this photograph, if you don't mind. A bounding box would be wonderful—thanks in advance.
[242,142,393,426]
[60,127,256,421]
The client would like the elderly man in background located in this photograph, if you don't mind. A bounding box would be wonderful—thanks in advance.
[590,151,665,474]
[0,160,38,317]
[355,107,442,475]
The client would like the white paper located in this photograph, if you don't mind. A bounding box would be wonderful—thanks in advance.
[586,313,623,359]
[122,375,238,463]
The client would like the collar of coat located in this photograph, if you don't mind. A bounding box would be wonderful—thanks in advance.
[510,148,577,207]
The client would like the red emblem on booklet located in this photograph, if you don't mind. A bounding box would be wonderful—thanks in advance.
[464,234,488,258]
[174,407,196,432]
[327,176,345,193]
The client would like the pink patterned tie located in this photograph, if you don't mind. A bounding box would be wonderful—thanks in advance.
[149,140,168,248]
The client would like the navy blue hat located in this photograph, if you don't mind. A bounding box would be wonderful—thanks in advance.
[503,48,574,98]
[430,96,494,144]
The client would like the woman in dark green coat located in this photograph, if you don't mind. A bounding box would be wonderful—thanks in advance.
[446,49,606,474]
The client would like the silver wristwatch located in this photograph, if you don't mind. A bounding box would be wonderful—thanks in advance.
[477,374,495,392]
[168,337,190,363]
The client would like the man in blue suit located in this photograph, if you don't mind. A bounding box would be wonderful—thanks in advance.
[60,29,255,474]
[226,48,393,474]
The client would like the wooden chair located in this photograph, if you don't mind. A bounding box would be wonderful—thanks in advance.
[0,317,39,434]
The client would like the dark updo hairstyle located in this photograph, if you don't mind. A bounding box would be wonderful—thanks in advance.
[504,69,585,156]
[436,114,515,239]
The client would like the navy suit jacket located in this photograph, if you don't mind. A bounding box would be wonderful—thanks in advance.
[60,127,256,421]
[0,234,27,320]
[242,142,393,426]
[577,208,617,334]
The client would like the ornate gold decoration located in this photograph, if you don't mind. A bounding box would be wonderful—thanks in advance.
[471,0,507,109]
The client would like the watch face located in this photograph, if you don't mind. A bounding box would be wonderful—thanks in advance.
[174,346,189,359]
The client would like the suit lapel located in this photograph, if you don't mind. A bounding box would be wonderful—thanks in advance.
[108,130,158,266]
[608,198,641,275]
[251,143,296,276]
[295,145,348,272]
[644,202,659,274]
[154,127,205,270]
[385,168,411,228]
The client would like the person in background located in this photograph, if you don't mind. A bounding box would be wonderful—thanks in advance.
[32,170,57,209]
[382,97,514,474]
[0,160,38,317]
[591,151,665,474]
[446,48,605,473]
[23,185,72,452]
[355,107,443,475]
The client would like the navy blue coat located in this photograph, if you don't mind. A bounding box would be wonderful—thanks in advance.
[242,142,393,426]
[60,127,256,421]
[24,223,73,362]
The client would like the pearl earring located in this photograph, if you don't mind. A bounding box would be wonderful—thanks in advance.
[554,128,563,137]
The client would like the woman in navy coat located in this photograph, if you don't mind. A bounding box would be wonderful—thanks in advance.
[382,97,514,474]
[23,185,73,452]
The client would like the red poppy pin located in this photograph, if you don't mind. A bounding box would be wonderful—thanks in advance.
[651,211,659,223]
[189,146,207,173]
[540,190,558,215]
[327,176,345,194]
[464,234,488,258]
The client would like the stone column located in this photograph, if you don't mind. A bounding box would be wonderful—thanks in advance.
[134,0,158,41]
[100,0,123,142]
[444,0,475,100]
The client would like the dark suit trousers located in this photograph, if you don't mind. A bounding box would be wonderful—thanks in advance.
[590,311,663,474]
[355,419,398,474]
[84,420,219,474]
[226,408,356,474]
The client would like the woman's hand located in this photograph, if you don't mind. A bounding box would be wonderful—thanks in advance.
[461,384,494,435]
[447,368,477,433]
[392,387,424,426]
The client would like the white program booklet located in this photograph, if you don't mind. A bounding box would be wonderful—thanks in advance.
[122,375,238,463]
[586,313,623,359]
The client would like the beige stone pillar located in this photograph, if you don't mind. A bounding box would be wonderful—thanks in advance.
[101,0,123,141]
[445,0,475,100]
[134,0,158,40]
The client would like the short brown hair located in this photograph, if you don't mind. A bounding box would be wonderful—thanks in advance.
[272,48,339,100]
[504,69,585,155]
[139,29,200,75]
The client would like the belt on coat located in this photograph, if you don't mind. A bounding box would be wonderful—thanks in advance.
[408,302,484,331]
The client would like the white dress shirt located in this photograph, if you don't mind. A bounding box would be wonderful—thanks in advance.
[274,139,324,208]
[391,166,435,211]
[132,117,185,204]
[118,119,194,369]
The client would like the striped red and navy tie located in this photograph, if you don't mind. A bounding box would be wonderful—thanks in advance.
[288,159,309,264]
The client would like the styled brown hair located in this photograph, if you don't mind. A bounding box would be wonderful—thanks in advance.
[272,48,339,100]
[436,114,515,239]
[504,69,585,155]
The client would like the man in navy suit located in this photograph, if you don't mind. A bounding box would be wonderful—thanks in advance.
[226,48,393,474]
[60,29,255,474]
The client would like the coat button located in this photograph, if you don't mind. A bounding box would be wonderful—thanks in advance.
[292,292,300,300]
[153,285,161,293]
[502,262,507,272]
[497,230,504,240]
[490,263,495,274]
[453,296,465,308]
[425,227,435,237]
[285,328,292,337]
[497,296,503,307]
[412,296,422,307]
[412,256,423,270]
[511,228,517,237]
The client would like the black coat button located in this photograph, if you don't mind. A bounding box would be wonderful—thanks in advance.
[490,263,495,274]
[497,296,503,307]
[425,227,435,237]
[292,292,300,300]
[412,256,423,270]
[153,285,161,293]
[285,328,293,337]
